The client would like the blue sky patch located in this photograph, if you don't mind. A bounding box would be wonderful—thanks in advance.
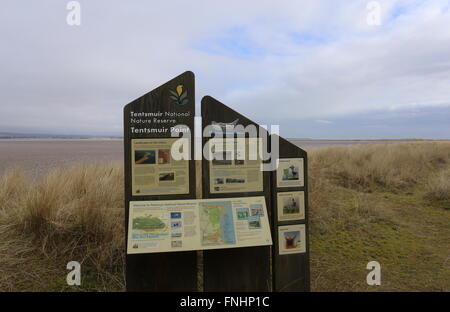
[194,26,265,59]
[290,32,333,46]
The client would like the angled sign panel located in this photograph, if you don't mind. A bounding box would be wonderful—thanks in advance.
[123,71,197,292]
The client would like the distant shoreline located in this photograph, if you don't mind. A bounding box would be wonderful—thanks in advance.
[0,137,123,141]
[288,138,450,142]
[1,137,449,141]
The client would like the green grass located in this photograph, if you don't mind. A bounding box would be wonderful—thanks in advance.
[310,186,450,291]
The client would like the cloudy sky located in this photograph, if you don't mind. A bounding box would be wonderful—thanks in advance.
[1,0,449,138]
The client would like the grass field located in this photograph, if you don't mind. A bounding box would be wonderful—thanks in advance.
[0,142,449,291]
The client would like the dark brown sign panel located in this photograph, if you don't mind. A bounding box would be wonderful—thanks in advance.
[201,96,272,291]
[271,135,310,291]
[123,71,197,291]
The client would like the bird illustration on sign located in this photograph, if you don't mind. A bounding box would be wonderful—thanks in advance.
[211,119,239,131]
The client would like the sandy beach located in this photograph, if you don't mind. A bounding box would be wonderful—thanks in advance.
[0,139,123,177]
[0,138,443,177]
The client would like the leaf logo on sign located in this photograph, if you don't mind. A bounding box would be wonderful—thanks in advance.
[169,84,189,106]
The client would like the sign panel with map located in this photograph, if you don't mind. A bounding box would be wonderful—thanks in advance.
[127,196,272,254]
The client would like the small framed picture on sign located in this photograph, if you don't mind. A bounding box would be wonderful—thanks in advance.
[278,224,306,255]
[276,158,304,188]
[277,191,305,221]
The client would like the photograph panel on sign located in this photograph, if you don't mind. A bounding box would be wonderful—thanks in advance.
[276,158,305,188]
[208,138,263,194]
[277,191,305,221]
[131,138,190,196]
[278,224,306,255]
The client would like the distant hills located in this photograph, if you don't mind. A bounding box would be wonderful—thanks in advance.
[0,132,445,141]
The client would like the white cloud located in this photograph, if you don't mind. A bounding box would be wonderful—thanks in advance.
[315,120,333,124]
[0,0,449,136]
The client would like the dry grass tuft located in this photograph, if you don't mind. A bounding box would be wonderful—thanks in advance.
[0,162,125,291]
[308,142,450,233]
[309,142,450,191]
[425,169,450,202]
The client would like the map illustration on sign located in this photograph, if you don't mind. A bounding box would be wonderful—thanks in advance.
[200,201,236,246]
[133,215,166,231]
[127,197,272,254]
[129,208,170,251]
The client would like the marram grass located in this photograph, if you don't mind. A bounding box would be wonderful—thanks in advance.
[0,142,449,291]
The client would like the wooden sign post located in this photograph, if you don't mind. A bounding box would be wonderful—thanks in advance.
[201,96,272,291]
[271,135,310,291]
[123,72,309,292]
[123,71,197,291]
